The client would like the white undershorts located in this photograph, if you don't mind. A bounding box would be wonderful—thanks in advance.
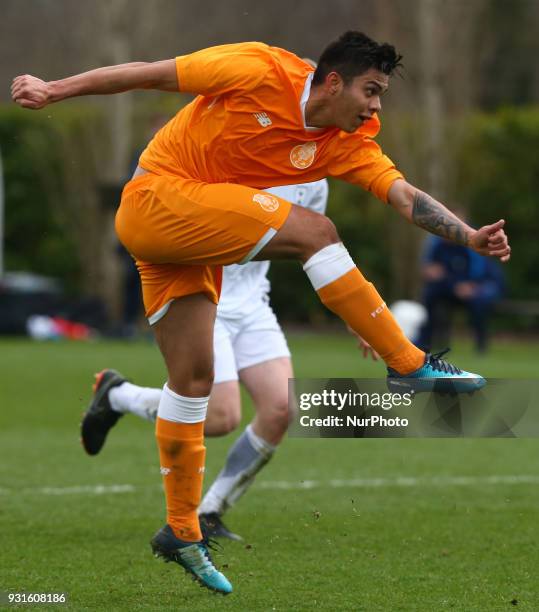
[213,299,291,384]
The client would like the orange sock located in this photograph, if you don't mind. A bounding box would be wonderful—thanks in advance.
[156,417,205,542]
[318,267,424,374]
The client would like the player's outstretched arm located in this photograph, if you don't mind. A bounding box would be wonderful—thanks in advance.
[387,179,511,262]
[11,60,178,110]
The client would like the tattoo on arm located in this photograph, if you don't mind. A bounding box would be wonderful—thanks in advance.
[412,192,470,246]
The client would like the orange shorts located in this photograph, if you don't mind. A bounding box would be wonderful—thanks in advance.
[115,173,291,323]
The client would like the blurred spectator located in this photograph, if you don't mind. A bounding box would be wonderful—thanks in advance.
[417,232,505,353]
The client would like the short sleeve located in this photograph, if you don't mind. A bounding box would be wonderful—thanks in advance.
[175,42,269,96]
[327,119,404,203]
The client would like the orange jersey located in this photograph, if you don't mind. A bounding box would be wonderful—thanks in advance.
[139,42,403,202]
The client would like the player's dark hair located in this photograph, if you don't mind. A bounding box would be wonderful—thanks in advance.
[313,31,403,85]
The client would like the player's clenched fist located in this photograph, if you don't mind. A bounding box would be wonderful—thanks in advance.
[11,75,51,109]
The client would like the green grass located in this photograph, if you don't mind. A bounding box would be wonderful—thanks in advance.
[1,334,539,611]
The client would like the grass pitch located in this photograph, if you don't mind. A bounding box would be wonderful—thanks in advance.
[1,334,538,611]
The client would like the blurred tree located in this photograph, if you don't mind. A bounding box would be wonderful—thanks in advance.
[457,107,539,302]
[94,0,134,319]
[372,0,490,300]
[0,106,105,294]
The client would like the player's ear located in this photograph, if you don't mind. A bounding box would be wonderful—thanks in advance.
[325,72,343,95]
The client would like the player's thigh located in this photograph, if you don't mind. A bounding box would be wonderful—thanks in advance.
[116,175,292,266]
[255,203,339,262]
[153,292,216,397]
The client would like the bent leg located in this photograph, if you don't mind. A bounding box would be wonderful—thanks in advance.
[258,205,425,374]
[109,382,161,421]
[118,175,422,374]
[199,304,292,517]
[199,358,292,517]
[201,358,294,513]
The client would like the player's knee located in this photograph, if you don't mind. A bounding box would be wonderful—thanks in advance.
[168,367,214,398]
[223,410,242,434]
[304,215,340,258]
[206,401,241,436]
[267,397,292,433]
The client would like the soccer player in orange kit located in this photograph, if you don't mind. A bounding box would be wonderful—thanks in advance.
[12,31,510,595]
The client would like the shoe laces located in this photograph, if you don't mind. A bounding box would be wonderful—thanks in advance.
[204,536,223,553]
[426,349,462,375]
[180,543,218,576]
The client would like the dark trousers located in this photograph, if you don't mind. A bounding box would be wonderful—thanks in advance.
[417,283,495,353]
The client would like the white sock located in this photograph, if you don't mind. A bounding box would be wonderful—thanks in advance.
[199,424,275,516]
[109,382,161,422]
[157,383,208,423]
[303,242,356,290]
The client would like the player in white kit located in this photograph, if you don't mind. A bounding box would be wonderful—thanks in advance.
[81,179,329,540]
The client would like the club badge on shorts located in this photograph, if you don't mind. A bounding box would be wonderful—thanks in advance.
[253,193,280,212]
[290,142,317,169]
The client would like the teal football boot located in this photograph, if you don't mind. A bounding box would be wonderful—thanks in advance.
[387,349,486,395]
[151,525,233,595]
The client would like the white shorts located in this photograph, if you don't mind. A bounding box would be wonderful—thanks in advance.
[213,300,291,384]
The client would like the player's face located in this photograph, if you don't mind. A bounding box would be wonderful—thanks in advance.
[331,69,389,133]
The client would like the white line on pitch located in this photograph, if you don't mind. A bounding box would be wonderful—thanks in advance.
[0,475,538,497]
[257,474,539,489]
[0,484,136,496]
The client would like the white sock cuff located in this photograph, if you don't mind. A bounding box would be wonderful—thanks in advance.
[157,383,209,423]
[303,243,356,290]
[246,424,276,457]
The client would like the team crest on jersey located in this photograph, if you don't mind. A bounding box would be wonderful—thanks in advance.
[253,193,280,212]
[254,112,272,127]
[290,142,317,169]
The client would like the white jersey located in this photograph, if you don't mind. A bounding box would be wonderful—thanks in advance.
[217,179,329,320]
